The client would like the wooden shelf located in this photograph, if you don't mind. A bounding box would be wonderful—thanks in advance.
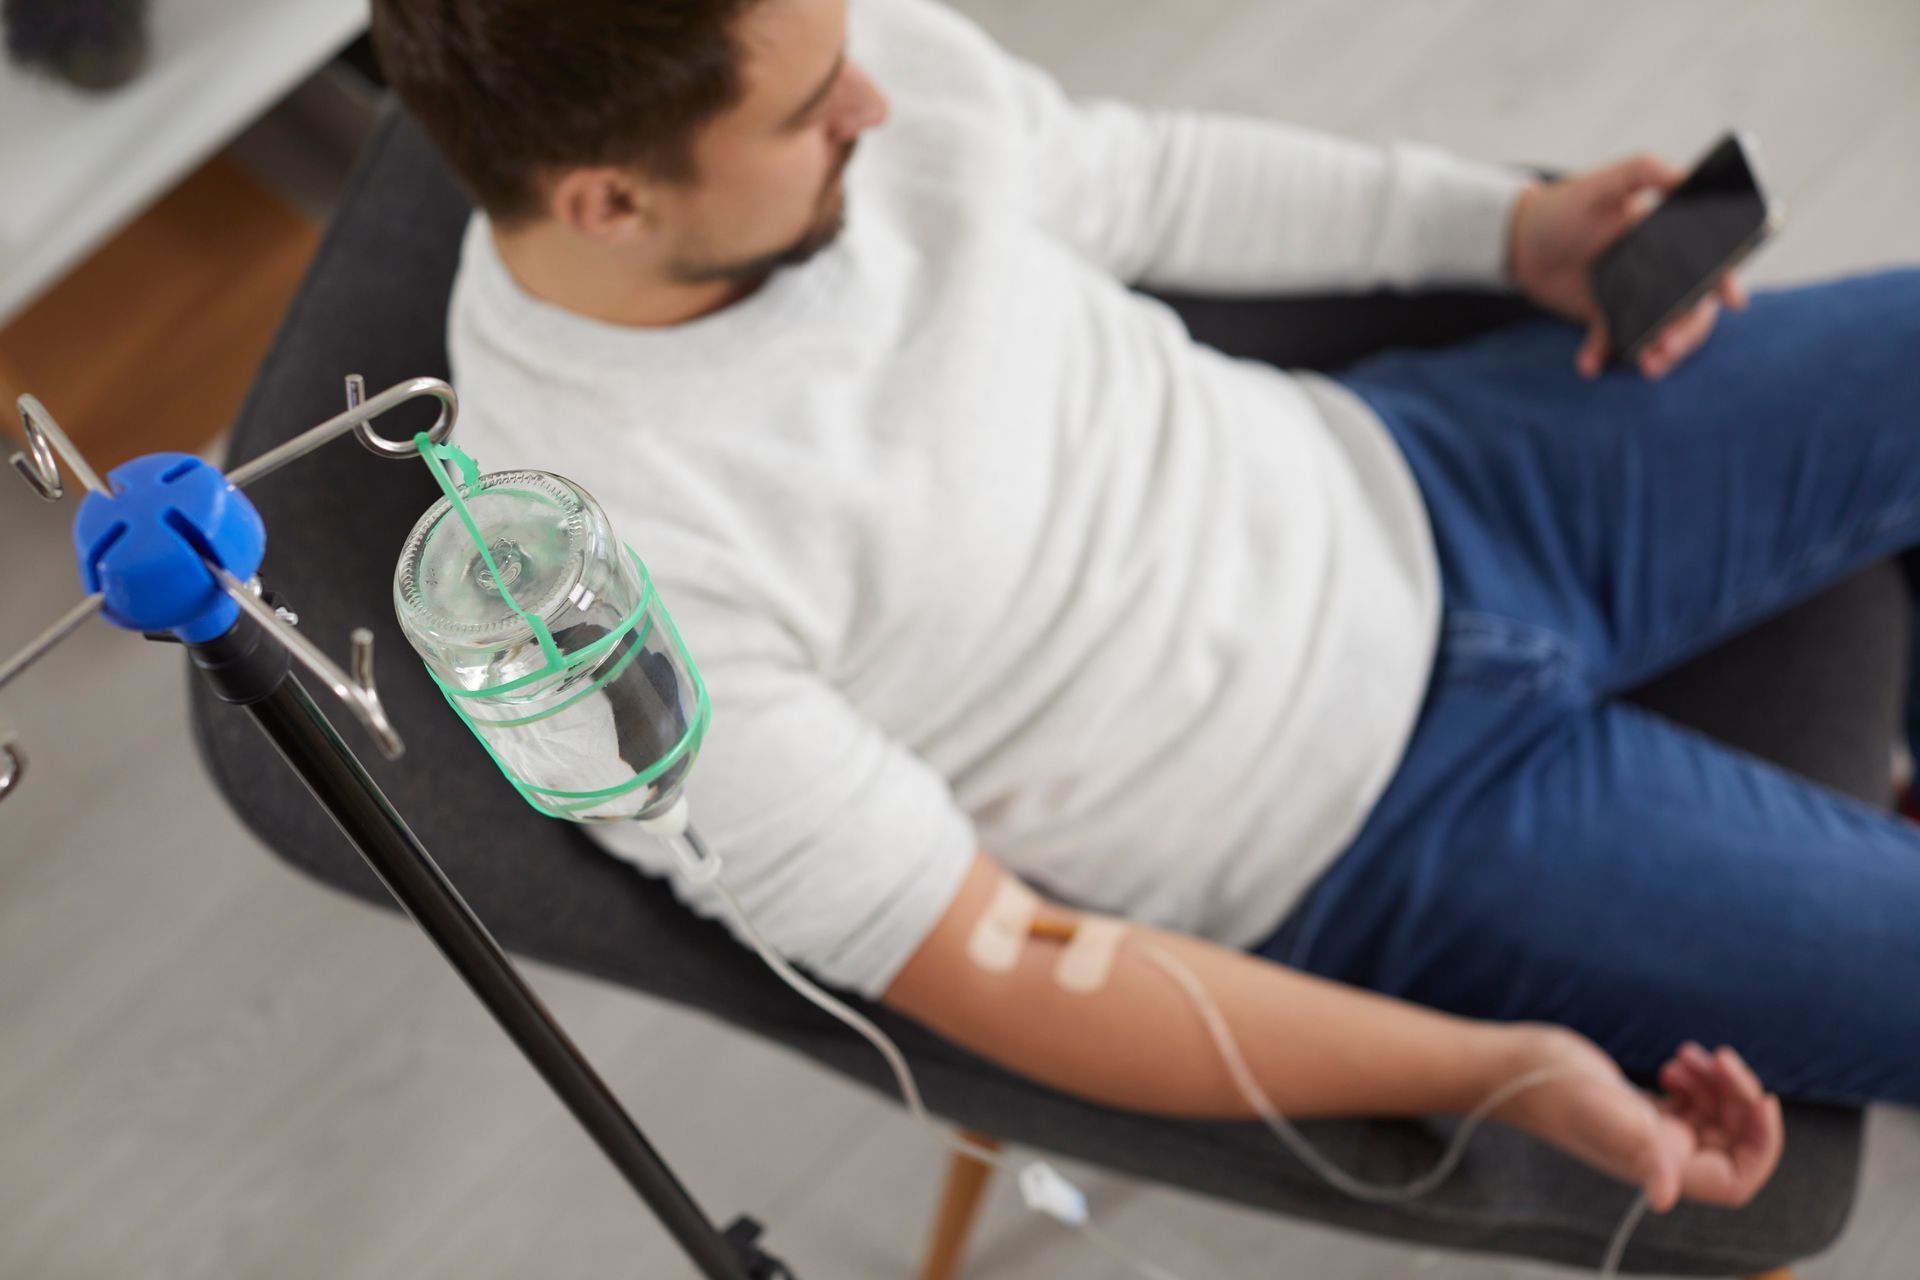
[0,0,365,326]
[0,155,319,474]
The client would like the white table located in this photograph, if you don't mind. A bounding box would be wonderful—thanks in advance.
[0,0,369,328]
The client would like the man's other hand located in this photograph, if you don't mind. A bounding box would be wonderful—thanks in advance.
[1497,1026,1784,1214]
[1506,154,1750,381]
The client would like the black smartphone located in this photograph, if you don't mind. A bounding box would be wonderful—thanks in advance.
[1590,131,1781,364]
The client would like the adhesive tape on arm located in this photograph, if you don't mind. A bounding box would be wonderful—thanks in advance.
[1054,918,1126,993]
[967,877,1039,972]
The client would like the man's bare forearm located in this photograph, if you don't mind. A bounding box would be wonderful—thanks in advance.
[884,854,1540,1122]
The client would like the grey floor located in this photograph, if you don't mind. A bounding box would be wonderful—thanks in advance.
[4,3,1919,1277]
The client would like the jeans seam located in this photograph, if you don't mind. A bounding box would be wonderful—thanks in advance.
[1441,609,1589,701]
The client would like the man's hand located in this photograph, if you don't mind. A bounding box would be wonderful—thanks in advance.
[1506,154,1750,381]
[1497,1026,1785,1213]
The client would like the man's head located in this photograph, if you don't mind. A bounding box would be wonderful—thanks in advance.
[371,0,889,286]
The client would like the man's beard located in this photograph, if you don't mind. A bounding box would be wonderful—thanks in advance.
[669,143,856,287]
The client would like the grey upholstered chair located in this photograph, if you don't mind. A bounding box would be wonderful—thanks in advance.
[190,107,1890,1278]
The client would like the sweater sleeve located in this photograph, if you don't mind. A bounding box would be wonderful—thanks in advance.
[585,643,978,1002]
[987,30,1531,293]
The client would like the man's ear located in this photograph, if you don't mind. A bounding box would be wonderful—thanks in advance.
[547,166,656,245]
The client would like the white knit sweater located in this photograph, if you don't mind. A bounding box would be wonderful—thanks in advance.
[446,0,1528,998]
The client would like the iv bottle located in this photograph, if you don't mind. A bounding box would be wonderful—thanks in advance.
[393,468,708,825]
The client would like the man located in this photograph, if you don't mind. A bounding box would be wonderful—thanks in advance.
[372,0,1920,1214]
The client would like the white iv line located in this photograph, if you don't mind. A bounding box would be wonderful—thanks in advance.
[641,798,1654,1280]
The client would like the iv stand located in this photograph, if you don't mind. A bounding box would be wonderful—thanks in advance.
[0,379,791,1280]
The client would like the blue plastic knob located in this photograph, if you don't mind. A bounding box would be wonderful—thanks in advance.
[70,454,267,643]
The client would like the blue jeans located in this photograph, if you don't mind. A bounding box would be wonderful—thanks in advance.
[1254,268,1920,1107]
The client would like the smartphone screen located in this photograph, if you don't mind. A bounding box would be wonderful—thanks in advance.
[1590,134,1774,360]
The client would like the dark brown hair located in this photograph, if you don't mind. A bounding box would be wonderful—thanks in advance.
[370,0,759,226]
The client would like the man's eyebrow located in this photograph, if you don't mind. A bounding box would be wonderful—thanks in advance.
[781,48,845,128]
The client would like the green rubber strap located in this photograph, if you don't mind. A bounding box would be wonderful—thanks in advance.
[413,431,564,671]
[470,613,654,728]
[433,549,658,699]
[431,656,711,808]
[409,433,715,821]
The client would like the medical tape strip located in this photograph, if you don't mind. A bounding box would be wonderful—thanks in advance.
[967,878,1039,972]
[1054,918,1126,993]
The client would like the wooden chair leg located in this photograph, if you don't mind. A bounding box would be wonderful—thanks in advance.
[917,1130,1002,1280]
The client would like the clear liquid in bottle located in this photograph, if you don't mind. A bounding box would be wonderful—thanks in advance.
[393,468,704,823]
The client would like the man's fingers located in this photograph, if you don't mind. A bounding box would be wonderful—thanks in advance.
[1640,1131,1684,1214]
[1599,152,1685,203]
[1667,1046,1783,1208]
[1749,1094,1786,1178]
[1679,1042,1720,1085]
[1659,1059,1711,1121]
[1724,1094,1786,1203]
[1679,1100,1782,1209]
[1576,322,1608,378]
[1587,156,1678,241]
[1714,1045,1765,1104]
[1640,297,1721,378]
[1670,1043,1723,1123]
[1676,295,1721,345]
[1658,1059,1694,1098]
[1721,1058,1780,1178]
[1717,272,1750,310]
[1679,1148,1751,1207]
[1706,1047,1764,1145]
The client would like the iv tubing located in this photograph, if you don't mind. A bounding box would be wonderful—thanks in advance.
[658,822,1652,1280]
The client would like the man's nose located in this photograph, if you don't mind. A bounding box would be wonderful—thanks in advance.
[833,61,889,139]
